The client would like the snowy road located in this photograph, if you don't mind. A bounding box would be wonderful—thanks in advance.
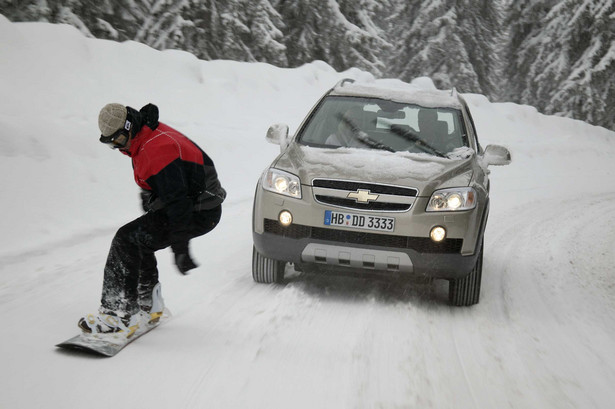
[3,185,615,408]
[1,18,615,409]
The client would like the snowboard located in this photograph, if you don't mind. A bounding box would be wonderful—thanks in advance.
[56,309,171,357]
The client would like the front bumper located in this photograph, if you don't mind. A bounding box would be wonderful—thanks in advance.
[253,184,488,280]
[253,229,478,280]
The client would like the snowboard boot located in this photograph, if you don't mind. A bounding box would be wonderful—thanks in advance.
[78,311,147,338]
[140,282,165,325]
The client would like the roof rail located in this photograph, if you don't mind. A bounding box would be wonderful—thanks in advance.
[336,78,355,88]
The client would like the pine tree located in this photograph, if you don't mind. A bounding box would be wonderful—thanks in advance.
[58,0,125,40]
[335,0,389,76]
[183,0,285,64]
[2,0,615,129]
[536,0,614,128]
[582,0,615,129]
[244,0,287,65]
[273,1,322,66]
[275,0,388,75]
[180,0,223,60]
[503,0,556,103]
[390,0,480,93]
[456,0,502,98]
[215,0,255,61]
[0,0,53,22]
[504,0,615,129]
[129,0,192,51]
[0,0,98,37]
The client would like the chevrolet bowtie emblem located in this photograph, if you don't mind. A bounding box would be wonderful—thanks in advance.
[347,189,379,203]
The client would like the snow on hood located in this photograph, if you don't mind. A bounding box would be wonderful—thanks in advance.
[273,144,476,195]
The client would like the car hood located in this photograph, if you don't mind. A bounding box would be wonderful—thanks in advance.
[273,144,476,196]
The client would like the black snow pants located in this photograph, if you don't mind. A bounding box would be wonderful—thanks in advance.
[100,205,222,316]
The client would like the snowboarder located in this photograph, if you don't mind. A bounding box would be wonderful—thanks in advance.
[78,103,226,336]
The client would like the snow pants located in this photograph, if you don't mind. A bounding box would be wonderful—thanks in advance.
[100,206,222,316]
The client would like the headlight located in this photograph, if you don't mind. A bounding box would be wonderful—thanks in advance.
[426,187,476,212]
[262,168,302,199]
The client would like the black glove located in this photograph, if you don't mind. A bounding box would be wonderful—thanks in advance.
[140,189,164,212]
[140,189,153,212]
[175,252,198,275]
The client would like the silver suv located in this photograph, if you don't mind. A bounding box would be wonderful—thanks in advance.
[252,79,510,306]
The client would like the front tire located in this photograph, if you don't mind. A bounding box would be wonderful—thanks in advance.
[252,246,285,284]
[448,240,483,306]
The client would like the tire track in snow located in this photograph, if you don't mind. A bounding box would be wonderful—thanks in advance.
[180,260,356,407]
[180,278,282,408]
[0,228,113,308]
[0,226,116,267]
[489,193,615,322]
[482,192,615,408]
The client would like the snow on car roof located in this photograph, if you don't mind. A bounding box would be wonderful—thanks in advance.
[330,78,464,109]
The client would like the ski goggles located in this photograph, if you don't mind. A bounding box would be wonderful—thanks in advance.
[99,128,130,149]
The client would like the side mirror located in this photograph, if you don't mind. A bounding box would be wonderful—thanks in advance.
[266,123,290,151]
[483,144,511,166]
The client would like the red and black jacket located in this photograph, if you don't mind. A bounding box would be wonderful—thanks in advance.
[127,121,225,242]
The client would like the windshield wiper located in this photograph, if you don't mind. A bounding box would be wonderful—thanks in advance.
[338,115,395,153]
[389,125,447,158]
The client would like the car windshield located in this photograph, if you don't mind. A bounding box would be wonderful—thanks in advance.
[297,96,468,156]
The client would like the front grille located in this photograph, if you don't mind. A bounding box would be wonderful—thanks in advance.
[263,219,462,254]
[312,179,417,196]
[314,196,411,211]
[312,178,418,212]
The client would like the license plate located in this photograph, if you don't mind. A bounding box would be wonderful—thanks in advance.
[324,210,395,232]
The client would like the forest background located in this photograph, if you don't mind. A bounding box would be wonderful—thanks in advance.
[2,0,613,130]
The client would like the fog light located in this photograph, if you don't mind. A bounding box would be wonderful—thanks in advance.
[430,226,446,242]
[279,210,293,226]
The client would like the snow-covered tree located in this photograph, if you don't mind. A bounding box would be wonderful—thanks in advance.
[335,0,390,76]
[456,0,502,98]
[244,0,287,65]
[181,0,286,64]
[218,0,287,64]
[0,0,53,22]
[389,0,500,95]
[0,0,100,37]
[503,0,556,104]
[0,0,163,42]
[275,0,389,75]
[125,0,191,51]
[505,0,615,128]
[2,0,615,129]
[179,0,222,60]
